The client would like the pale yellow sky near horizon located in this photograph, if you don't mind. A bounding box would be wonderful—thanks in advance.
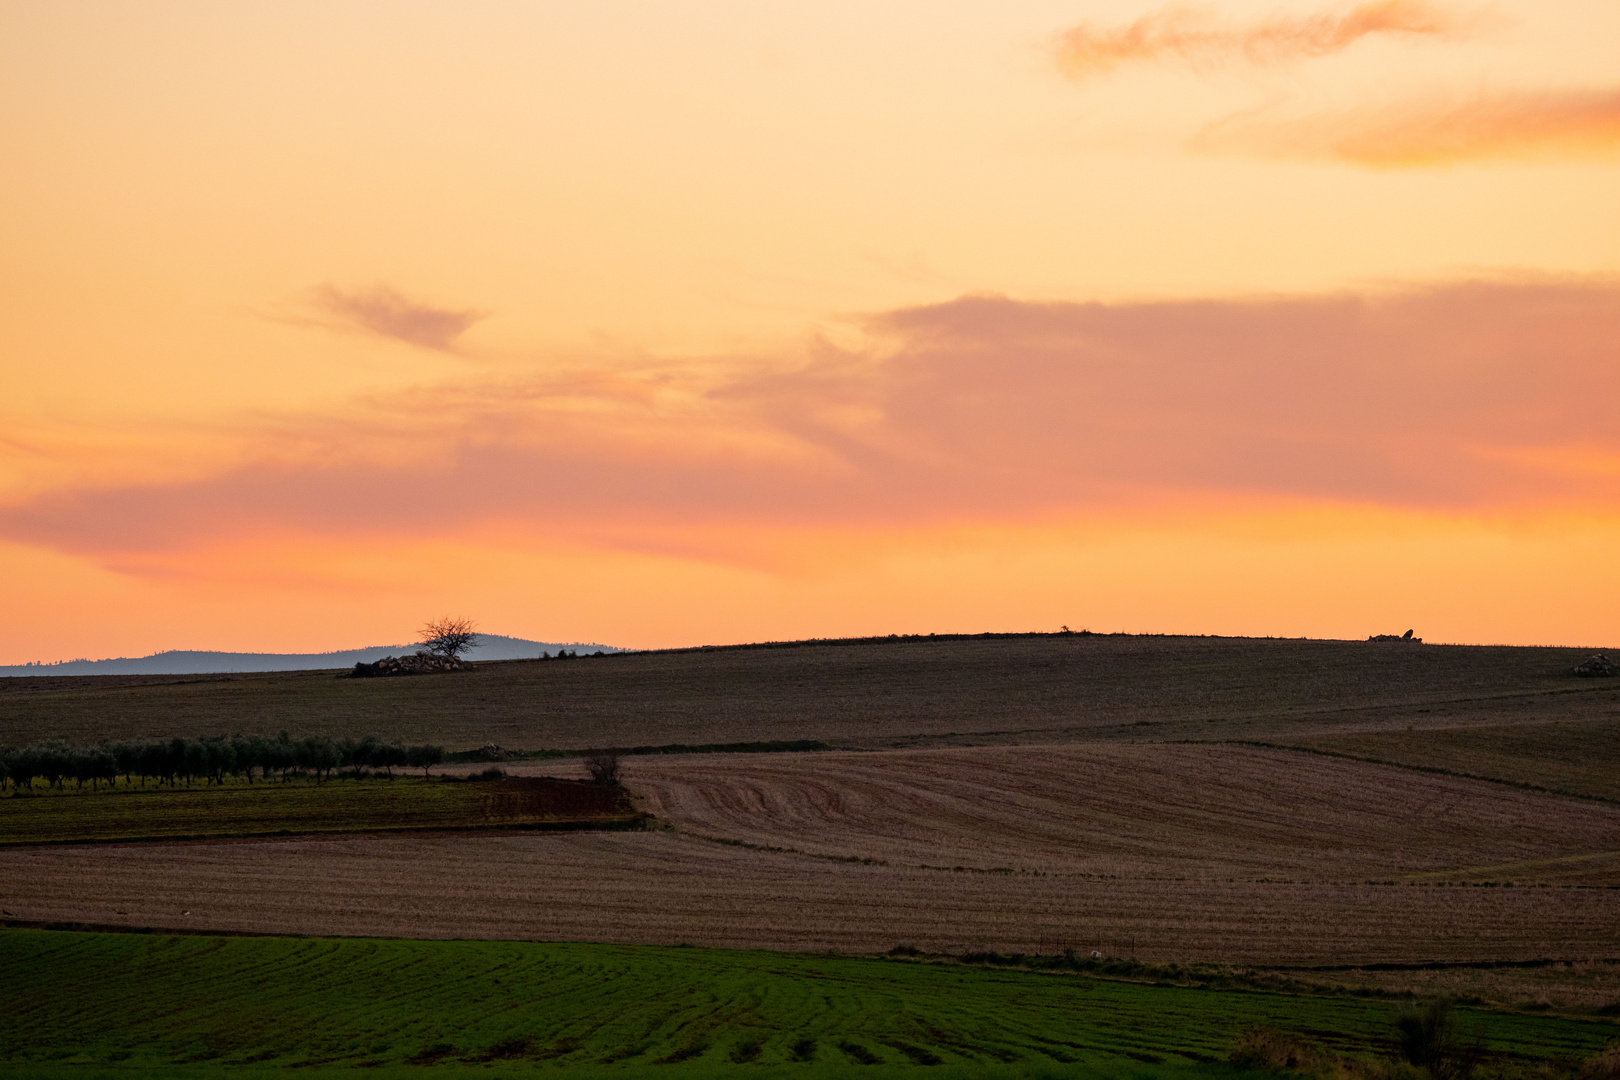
[1,0,1617,661]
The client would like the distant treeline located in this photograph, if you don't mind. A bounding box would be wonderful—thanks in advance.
[0,733,446,792]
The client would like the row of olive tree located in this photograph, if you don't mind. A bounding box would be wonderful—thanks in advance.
[0,733,446,792]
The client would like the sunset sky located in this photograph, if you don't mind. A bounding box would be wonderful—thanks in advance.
[2,0,1618,662]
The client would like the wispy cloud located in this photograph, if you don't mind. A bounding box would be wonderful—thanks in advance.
[307,284,487,353]
[1195,87,1620,166]
[1055,1,1469,80]
[4,280,1618,568]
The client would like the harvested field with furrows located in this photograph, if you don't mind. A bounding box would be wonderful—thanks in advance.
[1283,719,1620,802]
[619,744,1620,884]
[2,634,1614,753]
[4,744,1615,967]
[3,831,1615,967]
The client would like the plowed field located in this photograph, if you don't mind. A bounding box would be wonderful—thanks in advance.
[4,744,1615,968]
[1286,719,1620,802]
[622,744,1620,883]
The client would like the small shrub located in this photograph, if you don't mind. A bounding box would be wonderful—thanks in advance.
[583,751,621,786]
[1229,1027,1323,1071]
[1395,999,1479,1080]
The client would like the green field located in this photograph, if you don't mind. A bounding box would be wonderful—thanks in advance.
[0,777,636,845]
[0,930,1613,1079]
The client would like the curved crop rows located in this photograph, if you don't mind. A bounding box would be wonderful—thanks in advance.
[3,744,1616,965]
[624,743,1620,883]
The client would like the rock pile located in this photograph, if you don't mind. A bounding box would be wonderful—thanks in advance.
[1572,654,1615,677]
[477,742,512,761]
[1368,629,1422,643]
[348,652,470,678]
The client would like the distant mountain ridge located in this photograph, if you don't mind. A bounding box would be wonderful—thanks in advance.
[0,634,622,677]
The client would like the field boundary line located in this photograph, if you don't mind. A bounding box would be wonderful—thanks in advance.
[0,814,651,849]
[1,918,296,938]
[1264,956,1620,973]
[1403,851,1620,883]
[674,827,890,866]
[1207,739,1620,806]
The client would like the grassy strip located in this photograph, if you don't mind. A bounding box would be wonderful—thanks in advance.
[0,930,1614,1078]
[0,777,636,845]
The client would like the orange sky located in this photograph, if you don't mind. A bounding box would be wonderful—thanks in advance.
[2,1,1617,660]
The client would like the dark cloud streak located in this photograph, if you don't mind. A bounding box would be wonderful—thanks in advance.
[307,284,487,353]
[4,281,1618,561]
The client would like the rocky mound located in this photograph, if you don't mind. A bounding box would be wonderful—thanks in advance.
[1367,629,1422,643]
[1572,654,1614,677]
[349,652,471,678]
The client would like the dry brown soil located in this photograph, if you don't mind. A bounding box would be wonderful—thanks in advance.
[3,635,1615,759]
[620,744,1620,884]
[4,744,1615,975]
[1286,719,1620,802]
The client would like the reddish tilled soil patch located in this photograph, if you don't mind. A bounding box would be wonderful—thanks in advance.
[0,777,635,845]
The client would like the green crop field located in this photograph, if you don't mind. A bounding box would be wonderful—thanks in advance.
[1,930,1613,1080]
[0,776,636,845]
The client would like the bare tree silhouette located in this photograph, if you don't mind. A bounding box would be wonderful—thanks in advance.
[419,617,479,661]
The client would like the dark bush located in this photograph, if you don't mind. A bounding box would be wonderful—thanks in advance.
[728,1038,763,1063]
[584,750,621,786]
[1396,999,1479,1080]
